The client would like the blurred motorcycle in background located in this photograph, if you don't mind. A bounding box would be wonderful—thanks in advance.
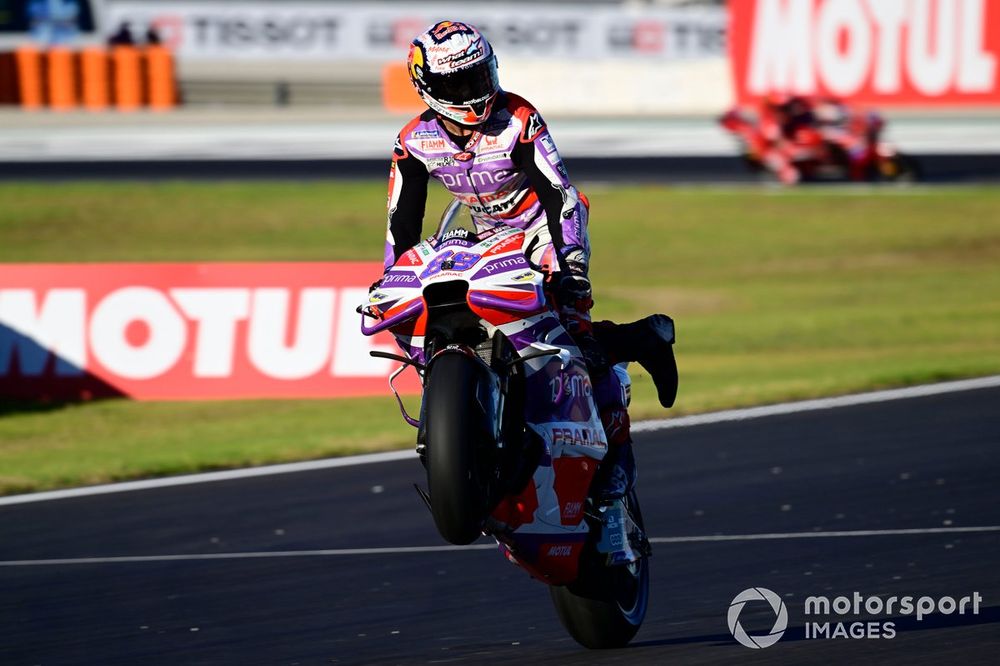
[720,94,921,184]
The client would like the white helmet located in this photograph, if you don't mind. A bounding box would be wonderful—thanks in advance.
[407,21,500,126]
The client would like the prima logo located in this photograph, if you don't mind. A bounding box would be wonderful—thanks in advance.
[728,587,788,649]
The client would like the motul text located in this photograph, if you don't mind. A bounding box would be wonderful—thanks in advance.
[729,0,1000,106]
[0,263,418,400]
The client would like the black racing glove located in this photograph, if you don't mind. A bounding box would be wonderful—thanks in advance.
[556,273,594,313]
[554,259,604,377]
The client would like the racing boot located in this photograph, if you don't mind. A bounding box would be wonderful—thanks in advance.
[593,314,678,408]
[597,440,637,501]
[594,441,642,566]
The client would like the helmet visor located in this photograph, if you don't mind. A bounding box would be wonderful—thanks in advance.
[423,55,499,106]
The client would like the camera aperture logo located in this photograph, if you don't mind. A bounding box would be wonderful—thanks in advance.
[728,587,788,649]
[728,587,984,648]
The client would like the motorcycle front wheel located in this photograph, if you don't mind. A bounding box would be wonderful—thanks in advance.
[423,351,494,545]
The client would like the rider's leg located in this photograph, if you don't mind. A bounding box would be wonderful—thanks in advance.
[822,126,868,180]
[523,202,650,498]
[592,368,636,500]
[593,315,678,408]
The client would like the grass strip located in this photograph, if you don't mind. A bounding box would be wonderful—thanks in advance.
[1,183,998,494]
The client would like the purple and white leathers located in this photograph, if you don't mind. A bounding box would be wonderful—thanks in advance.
[384,20,640,498]
[387,24,590,279]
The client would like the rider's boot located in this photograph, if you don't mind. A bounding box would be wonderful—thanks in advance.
[593,314,678,408]
[597,438,637,501]
[594,438,645,565]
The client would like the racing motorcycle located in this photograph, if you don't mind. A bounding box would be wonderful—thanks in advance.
[358,201,650,649]
[720,105,921,183]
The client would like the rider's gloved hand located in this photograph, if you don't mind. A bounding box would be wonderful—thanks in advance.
[556,271,594,313]
[553,249,606,376]
[369,277,383,293]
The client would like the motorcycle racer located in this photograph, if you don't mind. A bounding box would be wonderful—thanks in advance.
[380,20,677,498]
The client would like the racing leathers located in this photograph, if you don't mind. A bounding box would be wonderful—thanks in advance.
[385,93,588,284]
[383,91,639,494]
[385,92,610,373]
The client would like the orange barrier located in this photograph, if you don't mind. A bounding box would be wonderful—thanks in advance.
[15,46,43,109]
[111,46,142,111]
[4,46,179,111]
[382,62,424,114]
[46,47,76,111]
[80,47,109,111]
[145,46,176,110]
[0,52,17,105]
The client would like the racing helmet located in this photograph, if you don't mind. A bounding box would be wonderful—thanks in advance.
[407,21,500,126]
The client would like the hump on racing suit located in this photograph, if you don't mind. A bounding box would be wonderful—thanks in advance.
[383,91,590,277]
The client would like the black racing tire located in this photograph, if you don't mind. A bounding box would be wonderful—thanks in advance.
[883,153,922,182]
[549,492,651,649]
[550,553,649,649]
[424,352,491,545]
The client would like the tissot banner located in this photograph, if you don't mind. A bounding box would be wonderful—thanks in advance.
[728,0,1000,106]
[0,263,420,400]
[104,2,726,61]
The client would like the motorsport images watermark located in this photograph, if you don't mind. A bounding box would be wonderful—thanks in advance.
[727,587,984,648]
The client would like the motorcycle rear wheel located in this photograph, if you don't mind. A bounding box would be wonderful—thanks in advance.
[880,153,921,182]
[549,493,650,649]
[424,352,491,545]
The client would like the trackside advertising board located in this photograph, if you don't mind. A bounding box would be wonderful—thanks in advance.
[729,0,1000,106]
[104,2,726,61]
[0,263,420,401]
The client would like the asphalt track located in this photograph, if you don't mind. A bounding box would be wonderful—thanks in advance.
[1,384,998,665]
[3,153,1000,183]
[3,112,999,182]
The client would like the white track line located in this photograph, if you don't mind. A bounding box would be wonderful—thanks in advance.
[648,525,1000,542]
[632,374,1000,432]
[0,449,416,507]
[2,374,998,507]
[1,526,996,567]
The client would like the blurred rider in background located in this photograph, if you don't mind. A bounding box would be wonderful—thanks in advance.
[376,20,677,498]
[754,93,884,184]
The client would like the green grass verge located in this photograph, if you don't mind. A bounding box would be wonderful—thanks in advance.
[1,182,999,494]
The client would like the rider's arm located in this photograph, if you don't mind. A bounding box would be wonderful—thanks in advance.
[384,135,430,271]
[510,118,589,274]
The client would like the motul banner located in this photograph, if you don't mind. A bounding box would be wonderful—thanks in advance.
[0,263,419,400]
[729,0,1000,106]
